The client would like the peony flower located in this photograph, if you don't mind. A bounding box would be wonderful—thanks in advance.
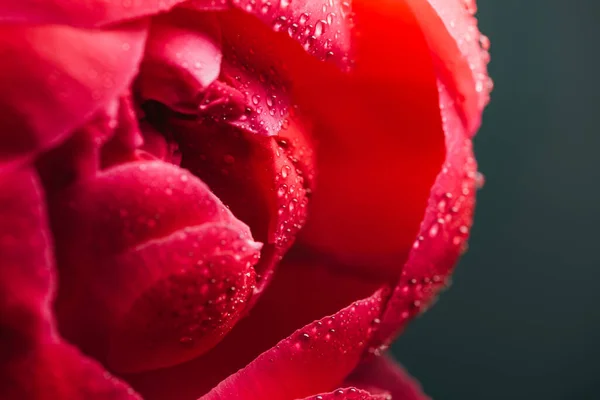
[0,0,490,399]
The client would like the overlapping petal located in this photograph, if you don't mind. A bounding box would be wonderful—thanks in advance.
[0,23,147,176]
[346,355,431,400]
[0,168,140,399]
[403,0,491,133]
[46,161,261,373]
[137,10,222,113]
[0,0,188,27]
[201,290,385,400]
[371,81,477,347]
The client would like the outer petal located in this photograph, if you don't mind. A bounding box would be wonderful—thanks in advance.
[372,81,477,347]
[403,0,491,133]
[124,252,378,400]
[0,23,147,176]
[299,387,391,400]
[47,161,262,373]
[0,0,188,27]
[201,290,385,400]
[0,168,139,399]
[346,355,431,400]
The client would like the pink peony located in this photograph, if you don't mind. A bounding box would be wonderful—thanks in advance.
[0,0,490,399]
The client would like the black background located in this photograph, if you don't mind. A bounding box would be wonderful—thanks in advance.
[392,1,600,399]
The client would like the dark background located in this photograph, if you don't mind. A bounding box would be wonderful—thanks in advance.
[392,1,600,399]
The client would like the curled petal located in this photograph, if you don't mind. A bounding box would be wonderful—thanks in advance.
[372,81,477,347]
[0,23,147,176]
[299,387,391,400]
[0,168,139,399]
[201,290,385,400]
[346,355,431,400]
[404,0,491,132]
[124,250,377,400]
[0,0,188,27]
[48,161,262,372]
[137,10,222,112]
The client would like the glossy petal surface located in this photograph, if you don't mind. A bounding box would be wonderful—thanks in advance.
[48,161,261,372]
[295,0,446,275]
[373,81,477,346]
[137,10,222,112]
[201,290,385,400]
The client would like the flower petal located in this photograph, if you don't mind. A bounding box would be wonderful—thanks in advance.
[299,387,391,400]
[188,0,353,69]
[46,161,262,373]
[295,0,445,277]
[136,10,222,112]
[123,251,378,400]
[0,23,147,176]
[403,0,491,133]
[0,0,188,27]
[0,168,139,399]
[143,96,315,301]
[372,81,477,347]
[201,290,385,400]
[346,354,431,400]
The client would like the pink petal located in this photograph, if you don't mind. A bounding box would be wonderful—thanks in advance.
[123,251,377,400]
[0,0,188,27]
[299,387,391,400]
[188,0,353,69]
[201,290,385,400]
[46,160,262,373]
[144,102,315,302]
[372,81,477,347]
[404,0,491,133]
[136,9,222,112]
[346,355,431,400]
[0,23,147,176]
[0,168,139,399]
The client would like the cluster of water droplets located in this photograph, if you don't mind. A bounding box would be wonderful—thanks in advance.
[461,0,494,106]
[248,0,354,65]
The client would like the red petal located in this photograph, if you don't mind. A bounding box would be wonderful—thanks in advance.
[0,23,147,176]
[300,387,391,400]
[0,0,188,27]
[346,355,431,400]
[372,81,477,346]
[201,290,385,400]
[295,0,445,277]
[123,251,379,400]
[403,0,491,133]
[47,161,262,372]
[0,168,139,399]
[188,0,353,69]
[136,10,222,113]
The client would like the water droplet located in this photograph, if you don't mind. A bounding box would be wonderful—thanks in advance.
[179,336,194,346]
[475,171,486,189]
[314,20,326,37]
[299,13,309,25]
